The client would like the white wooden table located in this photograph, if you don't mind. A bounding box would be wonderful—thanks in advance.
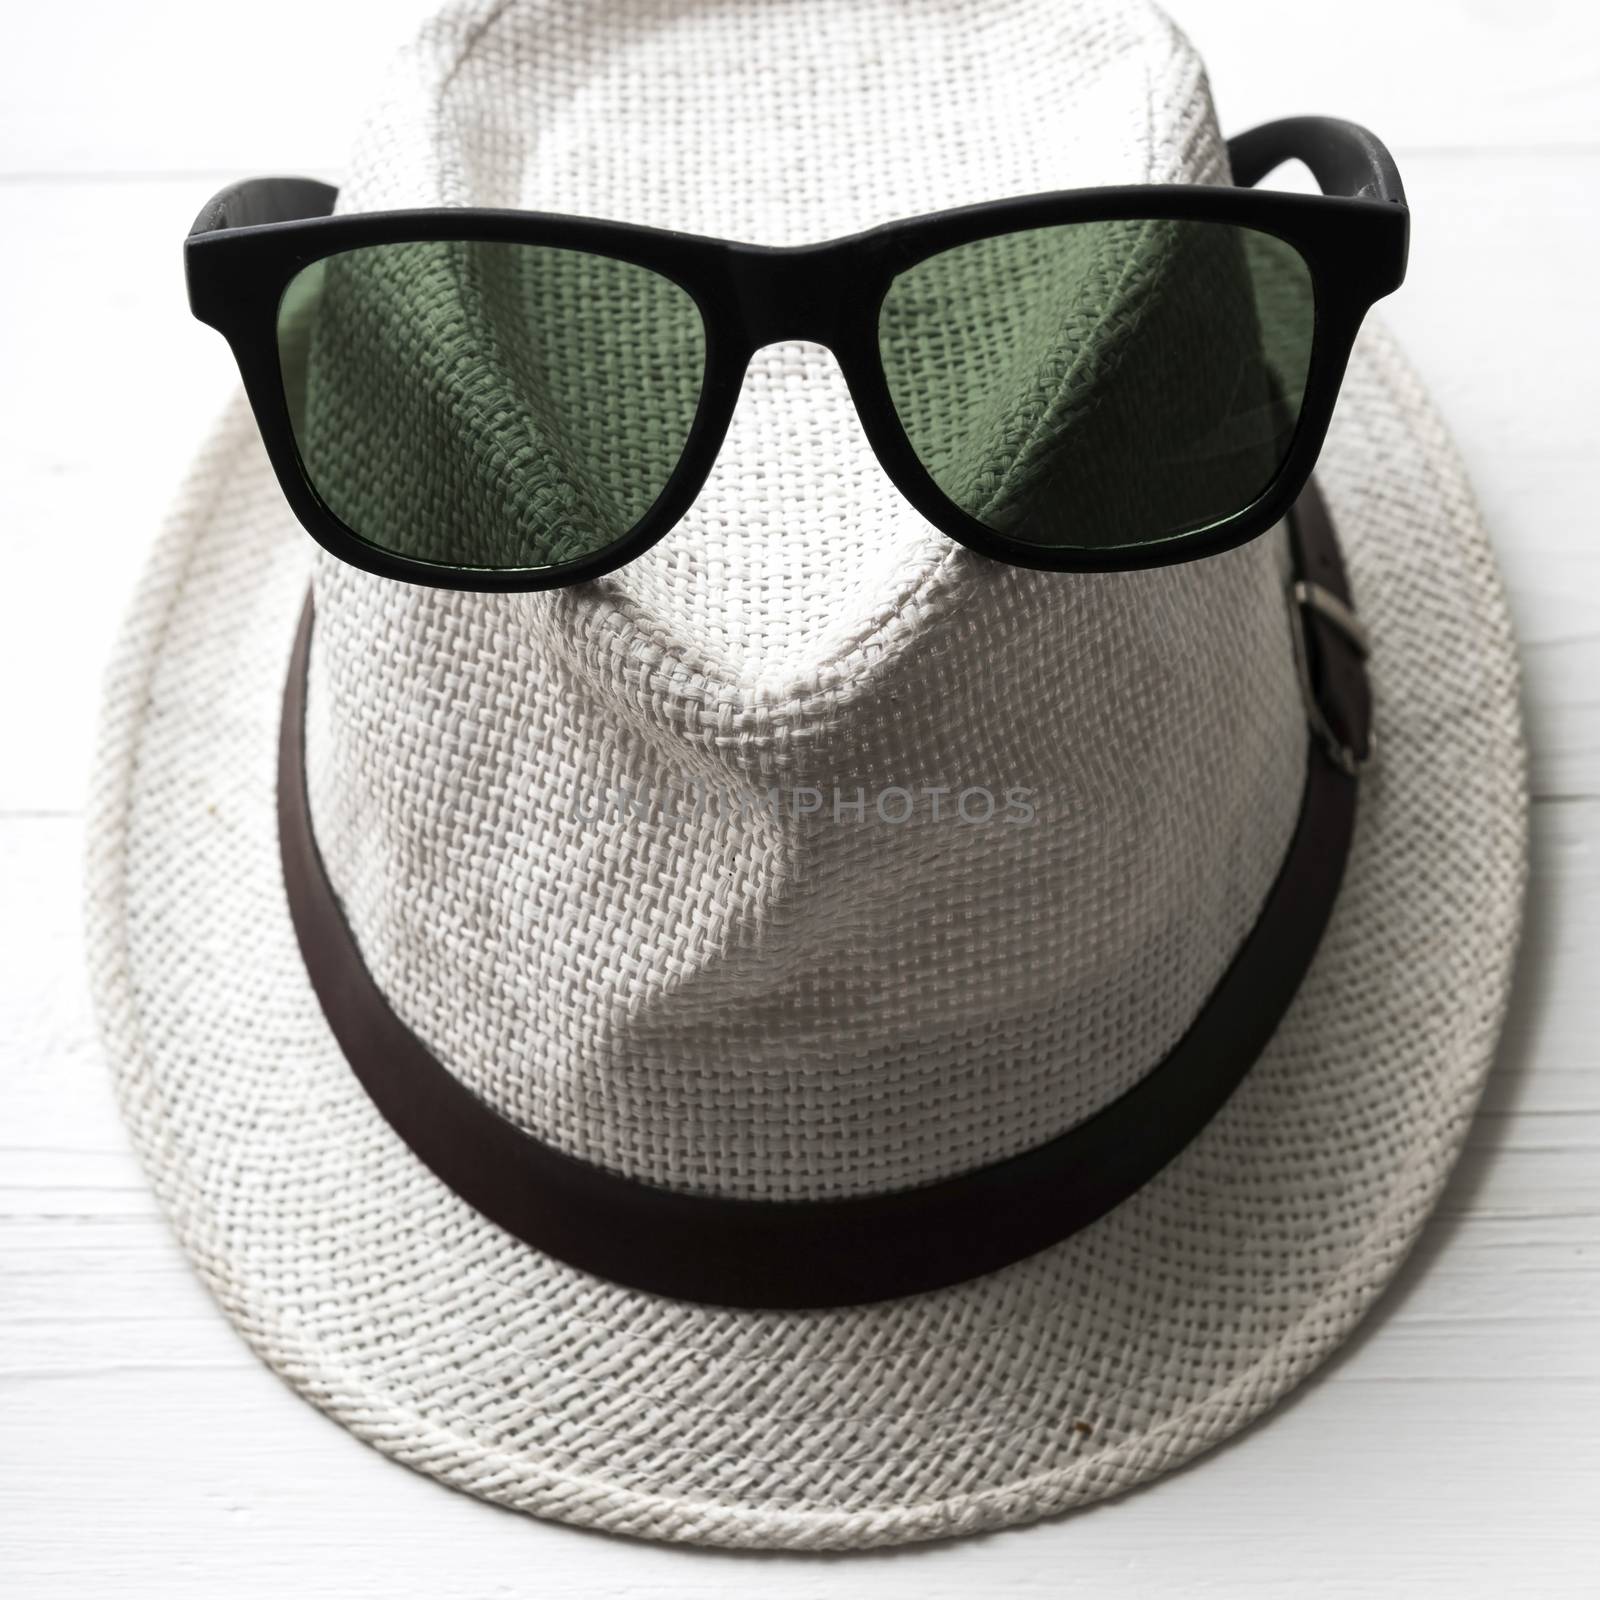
[3,3,1597,1593]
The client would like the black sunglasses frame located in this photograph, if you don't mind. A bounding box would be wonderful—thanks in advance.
[186,117,1408,592]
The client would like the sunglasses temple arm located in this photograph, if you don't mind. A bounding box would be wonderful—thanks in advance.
[188,176,339,237]
[1226,118,1405,207]
[182,129,1396,226]
[183,128,1399,225]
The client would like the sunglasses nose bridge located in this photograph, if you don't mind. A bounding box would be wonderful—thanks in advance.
[727,240,864,352]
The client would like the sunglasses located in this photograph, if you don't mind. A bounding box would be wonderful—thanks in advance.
[186,116,1407,592]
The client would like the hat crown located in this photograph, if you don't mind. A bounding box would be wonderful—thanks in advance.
[303,0,1309,1201]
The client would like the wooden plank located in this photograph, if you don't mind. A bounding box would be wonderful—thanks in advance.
[2,793,1595,1595]
[0,0,435,176]
[1181,0,1600,152]
[2,0,1597,175]
[3,0,1597,1593]
[4,151,1596,813]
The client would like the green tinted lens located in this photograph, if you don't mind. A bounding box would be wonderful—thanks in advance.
[276,241,706,572]
[878,219,1315,551]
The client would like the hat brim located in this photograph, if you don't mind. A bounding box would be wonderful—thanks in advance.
[87,319,1527,1550]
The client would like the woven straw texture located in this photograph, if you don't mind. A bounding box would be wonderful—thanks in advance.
[301,0,1311,1203]
[87,0,1527,1551]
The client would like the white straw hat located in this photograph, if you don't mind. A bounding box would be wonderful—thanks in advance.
[88,0,1527,1551]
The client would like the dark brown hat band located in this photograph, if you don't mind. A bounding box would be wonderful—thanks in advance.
[277,482,1370,1310]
